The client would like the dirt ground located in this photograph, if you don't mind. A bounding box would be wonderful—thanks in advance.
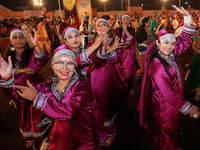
[0,47,200,150]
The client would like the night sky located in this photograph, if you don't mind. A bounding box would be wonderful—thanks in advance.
[1,0,200,12]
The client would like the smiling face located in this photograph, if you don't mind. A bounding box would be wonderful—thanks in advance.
[96,21,110,35]
[156,37,176,58]
[10,32,27,49]
[122,16,130,26]
[64,31,81,50]
[52,54,76,82]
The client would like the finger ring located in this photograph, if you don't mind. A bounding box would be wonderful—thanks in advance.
[193,114,198,119]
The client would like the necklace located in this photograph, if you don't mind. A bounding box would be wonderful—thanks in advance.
[56,74,77,100]
[157,47,181,88]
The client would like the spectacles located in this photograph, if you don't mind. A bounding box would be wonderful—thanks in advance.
[54,61,75,69]
[66,33,80,39]
[12,35,25,40]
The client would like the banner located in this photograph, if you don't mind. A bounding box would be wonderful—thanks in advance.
[76,0,92,20]
[127,6,143,15]
[63,0,77,18]
[0,11,24,20]
[23,10,42,19]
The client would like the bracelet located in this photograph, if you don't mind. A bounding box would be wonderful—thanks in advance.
[2,74,12,80]
[31,95,37,102]
[34,44,39,47]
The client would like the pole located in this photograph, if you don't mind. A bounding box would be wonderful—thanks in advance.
[179,0,181,8]
[163,0,165,10]
[122,0,123,11]
[128,0,130,15]
[104,1,106,12]
[58,0,62,18]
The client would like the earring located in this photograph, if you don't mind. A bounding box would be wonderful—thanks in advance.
[25,44,28,49]
[80,44,85,52]
[52,74,59,83]
[10,45,16,51]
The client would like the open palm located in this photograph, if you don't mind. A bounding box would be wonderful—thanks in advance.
[30,28,38,46]
[172,5,190,16]
[0,56,13,78]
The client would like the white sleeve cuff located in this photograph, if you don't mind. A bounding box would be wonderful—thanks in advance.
[180,101,193,115]
[184,15,192,25]
[107,51,117,60]
[0,76,15,88]
[33,92,48,111]
[97,49,107,59]
[34,49,45,59]
[80,51,93,65]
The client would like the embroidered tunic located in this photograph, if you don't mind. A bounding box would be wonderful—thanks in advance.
[1,75,98,149]
[76,39,127,145]
[33,77,98,150]
[1,50,49,149]
[138,24,196,149]
[114,27,137,88]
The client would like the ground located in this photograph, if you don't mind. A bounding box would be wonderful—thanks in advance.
[0,47,200,150]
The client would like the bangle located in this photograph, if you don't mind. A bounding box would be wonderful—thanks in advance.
[34,44,39,47]
[2,74,12,80]
[31,95,37,102]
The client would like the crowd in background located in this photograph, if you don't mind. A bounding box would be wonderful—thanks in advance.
[0,7,200,150]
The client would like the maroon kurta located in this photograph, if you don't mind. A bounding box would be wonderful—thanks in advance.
[33,77,98,150]
[138,24,196,149]
[2,50,49,149]
[77,39,127,145]
[114,27,137,89]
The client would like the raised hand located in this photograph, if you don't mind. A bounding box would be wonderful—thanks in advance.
[96,29,103,36]
[93,35,104,48]
[172,5,190,16]
[0,56,12,78]
[108,36,123,53]
[30,28,38,46]
[14,80,38,101]
[172,5,195,26]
